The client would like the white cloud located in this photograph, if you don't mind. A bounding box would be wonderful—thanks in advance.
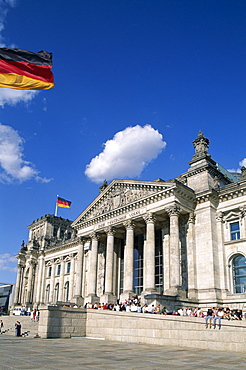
[0,123,52,183]
[0,89,38,107]
[0,0,17,47]
[239,158,246,167]
[85,124,166,183]
[0,253,17,272]
[0,1,38,107]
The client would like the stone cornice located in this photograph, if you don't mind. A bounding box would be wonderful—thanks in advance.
[218,181,246,203]
[44,237,83,254]
[196,189,219,205]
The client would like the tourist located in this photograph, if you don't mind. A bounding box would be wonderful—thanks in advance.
[205,308,214,328]
[213,308,224,329]
[15,321,21,337]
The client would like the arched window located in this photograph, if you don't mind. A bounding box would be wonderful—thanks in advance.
[64,281,69,301]
[46,284,50,302]
[232,255,246,293]
[55,283,59,302]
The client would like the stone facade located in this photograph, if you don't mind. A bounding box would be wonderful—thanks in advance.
[14,132,246,309]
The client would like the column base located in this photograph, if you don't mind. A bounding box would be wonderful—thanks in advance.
[84,294,99,305]
[164,287,187,298]
[100,293,116,304]
[72,295,85,307]
[120,291,135,303]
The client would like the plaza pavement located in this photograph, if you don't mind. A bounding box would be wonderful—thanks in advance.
[0,334,246,370]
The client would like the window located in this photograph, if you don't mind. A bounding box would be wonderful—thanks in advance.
[57,264,61,275]
[53,226,58,237]
[46,284,50,302]
[64,281,69,301]
[66,262,71,274]
[230,222,240,240]
[55,283,59,301]
[232,255,246,293]
[48,266,52,277]
[60,229,65,239]
[133,234,144,295]
[155,229,163,293]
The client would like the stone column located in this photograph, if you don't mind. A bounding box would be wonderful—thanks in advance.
[216,211,228,294]
[69,255,75,301]
[122,220,135,299]
[143,213,156,294]
[74,238,85,305]
[104,227,116,301]
[186,212,197,299]
[87,232,99,302]
[166,204,182,295]
[49,260,56,303]
[14,262,24,305]
[25,260,35,304]
[58,257,65,302]
[35,250,45,305]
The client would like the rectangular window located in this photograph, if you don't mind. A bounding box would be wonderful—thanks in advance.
[57,264,61,275]
[66,262,71,274]
[48,266,52,277]
[230,222,240,240]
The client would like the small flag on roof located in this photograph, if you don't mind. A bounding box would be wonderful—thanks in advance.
[0,48,54,90]
[56,196,72,209]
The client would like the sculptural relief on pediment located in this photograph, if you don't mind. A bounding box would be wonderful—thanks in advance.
[84,182,171,221]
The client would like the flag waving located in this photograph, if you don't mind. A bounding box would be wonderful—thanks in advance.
[56,196,72,209]
[0,48,54,90]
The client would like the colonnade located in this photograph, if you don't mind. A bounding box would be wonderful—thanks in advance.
[14,205,196,307]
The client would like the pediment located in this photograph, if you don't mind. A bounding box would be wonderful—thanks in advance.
[73,179,175,227]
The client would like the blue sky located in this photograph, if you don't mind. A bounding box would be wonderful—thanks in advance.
[0,0,245,283]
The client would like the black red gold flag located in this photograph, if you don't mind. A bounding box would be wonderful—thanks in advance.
[56,197,72,209]
[0,48,54,90]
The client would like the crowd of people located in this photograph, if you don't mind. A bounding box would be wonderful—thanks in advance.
[18,306,40,321]
[83,297,245,324]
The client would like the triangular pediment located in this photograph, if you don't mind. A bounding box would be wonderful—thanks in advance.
[72,179,175,227]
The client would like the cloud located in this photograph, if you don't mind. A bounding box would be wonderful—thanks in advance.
[0,123,52,183]
[0,253,17,272]
[0,0,17,47]
[85,124,166,183]
[0,88,38,107]
[239,158,246,167]
[0,1,39,107]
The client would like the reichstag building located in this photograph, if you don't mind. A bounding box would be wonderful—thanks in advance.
[14,132,246,310]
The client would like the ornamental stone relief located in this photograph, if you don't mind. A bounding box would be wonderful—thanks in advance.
[87,183,168,220]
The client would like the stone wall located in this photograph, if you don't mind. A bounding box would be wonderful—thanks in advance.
[36,307,246,353]
[38,306,86,338]
[86,310,246,353]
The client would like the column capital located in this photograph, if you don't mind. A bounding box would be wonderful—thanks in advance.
[166,204,181,217]
[89,231,99,241]
[123,220,135,230]
[143,212,156,224]
[104,226,116,236]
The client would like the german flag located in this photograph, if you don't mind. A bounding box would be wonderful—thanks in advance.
[56,197,71,209]
[0,48,54,90]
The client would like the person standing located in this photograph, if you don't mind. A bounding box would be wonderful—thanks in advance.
[15,321,21,337]
[0,319,3,333]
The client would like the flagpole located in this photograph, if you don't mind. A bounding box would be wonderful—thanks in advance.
[55,195,59,217]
